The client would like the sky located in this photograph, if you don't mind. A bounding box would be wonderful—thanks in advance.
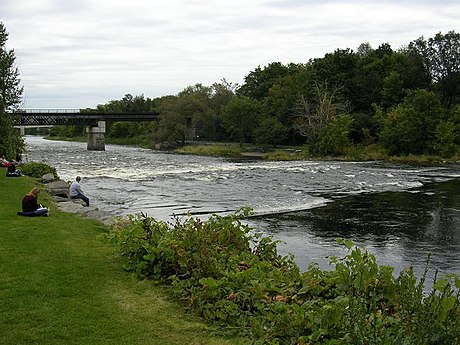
[2,0,459,109]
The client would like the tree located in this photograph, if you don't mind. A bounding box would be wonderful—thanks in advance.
[153,95,189,145]
[379,89,443,155]
[314,115,353,156]
[176,84,215,141]
[209,79,236,141]
[309,48,358,110]
[293,83,349,145]
[409,31,460,108]
[254,116,288,147]
[222,96,260,147]
[237,62,291,100]
[0,22,24,159]
[96,94,156,139]
[433,120,456,157]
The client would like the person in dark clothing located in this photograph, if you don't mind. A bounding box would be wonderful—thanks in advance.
[20,187,49,216]
[6,162,21,177]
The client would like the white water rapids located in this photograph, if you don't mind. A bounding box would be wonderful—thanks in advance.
[25,136,460,284]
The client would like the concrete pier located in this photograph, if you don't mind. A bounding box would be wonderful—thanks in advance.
[86,121,106,151]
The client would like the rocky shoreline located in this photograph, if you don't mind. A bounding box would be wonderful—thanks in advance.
[56,199,115,226]
[43,174,115,226]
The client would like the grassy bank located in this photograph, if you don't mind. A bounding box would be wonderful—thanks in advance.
[43,136,460,165]
[0,173,247,345]
[176,142,460,165]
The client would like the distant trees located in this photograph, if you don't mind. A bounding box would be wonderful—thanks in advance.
[49,30,460,158]
[222,96,260,147]
[0,22,24,159]
[97,94,156,142]
[151,80,237,146]
[378,90,443,155]
[409,31,460,108]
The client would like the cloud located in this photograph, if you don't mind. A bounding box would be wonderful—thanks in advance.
[2,0,459,108]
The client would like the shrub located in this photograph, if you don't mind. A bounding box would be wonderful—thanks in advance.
[20,162,59,179]
[108,212,460,344]
[433,120,457,157]
[313,115,354,156]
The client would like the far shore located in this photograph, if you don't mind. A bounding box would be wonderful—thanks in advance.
[41,134,460,165]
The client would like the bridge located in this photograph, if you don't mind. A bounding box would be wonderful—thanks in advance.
[12,109,160,151]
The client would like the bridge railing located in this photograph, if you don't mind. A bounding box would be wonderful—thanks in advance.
[10,109,160,126]
[15,109,82,114]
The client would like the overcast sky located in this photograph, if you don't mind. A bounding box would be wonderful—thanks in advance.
[2,0,459,109]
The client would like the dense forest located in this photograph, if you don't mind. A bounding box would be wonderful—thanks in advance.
[50,30,460,158]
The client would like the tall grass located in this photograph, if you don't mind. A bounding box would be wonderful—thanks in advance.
[175,144,242,158]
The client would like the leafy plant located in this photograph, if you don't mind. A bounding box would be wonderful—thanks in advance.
[108,212,460,344]
[20,162,59,179]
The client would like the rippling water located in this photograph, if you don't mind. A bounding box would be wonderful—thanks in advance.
[25,137,460,283]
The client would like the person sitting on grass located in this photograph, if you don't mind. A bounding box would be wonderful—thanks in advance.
[19,187,49,217]
[6,162,22,177]
[69,176,90,206]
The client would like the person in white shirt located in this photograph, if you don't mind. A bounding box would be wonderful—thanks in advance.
[69,176,90,206]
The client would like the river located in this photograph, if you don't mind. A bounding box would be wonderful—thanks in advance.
[24,136,460,283]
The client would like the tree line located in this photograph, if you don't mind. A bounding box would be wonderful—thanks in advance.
[80,30,459,158]
[1,20,459,159]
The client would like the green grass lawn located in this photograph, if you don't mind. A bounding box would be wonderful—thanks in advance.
[0,172,248,345]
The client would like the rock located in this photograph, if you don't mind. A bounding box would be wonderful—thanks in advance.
[42,173,55,183]
[57,201,114,226]
[46,180,69,198]
[53,196,70,203]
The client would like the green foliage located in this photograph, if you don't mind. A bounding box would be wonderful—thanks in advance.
[433,120,457,157]
[222,96,261,146]
[0,112,24,159]
[264,149,307,161]
[176,144,242,158]
[108,212,460,344]
[153,97,189,145]
[379,89,443,155]
[313,115,353,156]
[253,116,288,147]
[237,62,292,100]
[410,30,460,108]
[20,162,59,179]
[41,30,460,159]
[345,143,389,161]
[293,82,349,148]
[0,22,24,159]
[48,124,86,138]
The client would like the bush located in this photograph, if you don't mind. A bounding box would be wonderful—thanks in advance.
[313,115,353,156]
[20,162,59,179]
[108,212,460,344]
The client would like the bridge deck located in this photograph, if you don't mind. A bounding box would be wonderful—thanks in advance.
[11,111,160,126]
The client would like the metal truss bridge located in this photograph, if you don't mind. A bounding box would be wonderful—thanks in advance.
[11,109,160,126]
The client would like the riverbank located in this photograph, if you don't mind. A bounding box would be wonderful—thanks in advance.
[56,198,114,225]
[0,172,247,345]
[45,135,460,165]
[175,142,460,165]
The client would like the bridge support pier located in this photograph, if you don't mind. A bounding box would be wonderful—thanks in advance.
[86,121,106,151]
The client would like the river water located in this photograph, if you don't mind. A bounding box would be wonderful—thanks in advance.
[25,137,460,283]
